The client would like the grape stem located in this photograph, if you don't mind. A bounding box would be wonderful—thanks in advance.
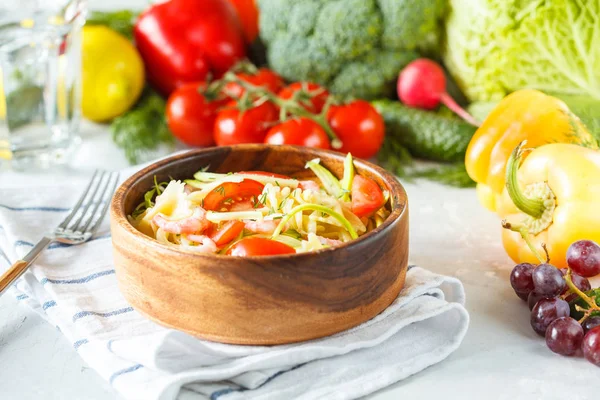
[501,220,547,264]
[565,269,600,323]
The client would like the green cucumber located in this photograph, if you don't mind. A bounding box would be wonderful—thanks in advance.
[372,99,477,162]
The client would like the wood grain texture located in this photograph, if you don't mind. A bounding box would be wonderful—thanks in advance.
[110,145,409,345]
[0,260,28,295]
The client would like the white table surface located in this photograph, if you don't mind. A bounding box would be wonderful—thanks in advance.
[1,1,599,399]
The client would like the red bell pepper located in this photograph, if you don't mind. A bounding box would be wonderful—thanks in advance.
[134,0,247,96]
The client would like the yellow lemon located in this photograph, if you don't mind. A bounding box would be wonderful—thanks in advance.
[81,25,144,122]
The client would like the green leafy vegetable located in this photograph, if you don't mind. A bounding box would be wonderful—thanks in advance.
[444,0,600,102]
[85,10,139,39]
[111,88,175,165]
[131,176,168,218]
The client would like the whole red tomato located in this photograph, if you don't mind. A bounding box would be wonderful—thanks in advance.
[166,82,228,147]
[214,101,278,145]
[327,100,385,159]
[265,118,330,149]
[224,68,284,99]
[278,82,330,113]
[134,0,246,96]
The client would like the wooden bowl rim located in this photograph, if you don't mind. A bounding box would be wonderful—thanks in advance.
[110,144,408,261]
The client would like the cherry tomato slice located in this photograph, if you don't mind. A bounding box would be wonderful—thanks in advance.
[203,179,265,211]
[209,220,245,246]
[351,175,385,218]
[237,171,292,179]
[227,237,296,256]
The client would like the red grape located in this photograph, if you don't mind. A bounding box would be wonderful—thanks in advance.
[531,297,570,336]
[582,326,600,366]
[583,316,600,333]
[532,264,565,297]
[559,268,591,294]
[527,291,546,311]
[566,240,600,278]
[510,263,535,300]
[545,317,584,356]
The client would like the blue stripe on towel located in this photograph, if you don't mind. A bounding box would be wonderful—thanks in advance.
[73,339,89,350]
[16,294,29,300]
[0,204,70,212]
[73,306,134,322]
[42,300,56,310]
[109,364,143,385]
[210,364,307,399]
[41,269,115,285]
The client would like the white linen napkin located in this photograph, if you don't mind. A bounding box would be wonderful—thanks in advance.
[0,167,469,400]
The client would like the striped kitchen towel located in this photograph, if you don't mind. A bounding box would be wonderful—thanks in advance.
[0,166,469,400]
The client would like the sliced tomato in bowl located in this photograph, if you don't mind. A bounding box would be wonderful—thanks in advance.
[227,237,296,256]
[351,175,385,218]
[203,179,265,211]
[209,220,245,246]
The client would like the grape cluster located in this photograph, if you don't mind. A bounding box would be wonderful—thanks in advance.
[509,240,600,365]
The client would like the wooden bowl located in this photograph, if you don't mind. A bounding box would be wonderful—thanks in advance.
[110,145,409,345]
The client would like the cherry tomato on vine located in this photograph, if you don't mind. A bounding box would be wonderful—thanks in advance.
[227,237,296,256]
[203,179,265,211]
[224,68,284,99]
[264,118,331,150]
[214,101,278,145]
[208,220,245,246]
[351,175,385,218]
[277,82,330,113]
[166,82,228,147]
[327,100,385,159]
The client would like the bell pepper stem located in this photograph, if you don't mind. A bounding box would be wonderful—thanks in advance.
[505,142,546,219]
[501,220,546,264]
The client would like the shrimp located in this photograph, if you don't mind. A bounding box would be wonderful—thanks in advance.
[183,235,218,254]
[244,219,282,234]
[318,236,343,247]
[298,180,321,192]
[152,208,210,235]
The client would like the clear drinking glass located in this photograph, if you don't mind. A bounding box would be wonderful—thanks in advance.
[0,0,86,169]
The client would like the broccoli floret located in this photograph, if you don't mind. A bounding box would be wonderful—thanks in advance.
[314,0,382,61]
[376,0,447,55]
[330,51,418,100]
[257,0,445,99]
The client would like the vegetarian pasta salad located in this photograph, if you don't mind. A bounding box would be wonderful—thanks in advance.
[130,154,389,256]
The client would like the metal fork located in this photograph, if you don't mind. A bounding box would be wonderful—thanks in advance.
[0,170,119,296]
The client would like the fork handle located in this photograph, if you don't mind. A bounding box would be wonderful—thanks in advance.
[0,237,53,297]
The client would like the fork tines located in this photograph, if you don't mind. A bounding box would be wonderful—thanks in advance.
[57,170,119,236]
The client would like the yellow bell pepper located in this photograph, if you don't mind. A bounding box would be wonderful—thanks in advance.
[465,89,598,212]
[81,26,145,122]
[498,142,600,269]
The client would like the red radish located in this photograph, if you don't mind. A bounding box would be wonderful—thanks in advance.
[397,58,480,127]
